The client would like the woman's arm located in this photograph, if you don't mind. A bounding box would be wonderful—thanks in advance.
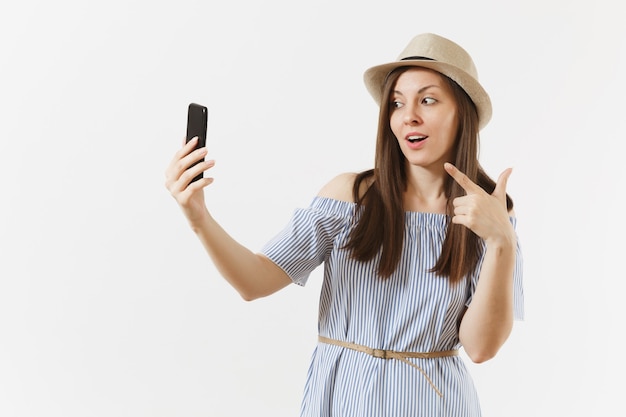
[444,163,517,363]
[164,138,292,301]
[458,230,516,363]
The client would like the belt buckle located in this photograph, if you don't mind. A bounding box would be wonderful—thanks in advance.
[372,348,388,359]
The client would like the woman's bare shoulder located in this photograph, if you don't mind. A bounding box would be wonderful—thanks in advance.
[316,172,358,203]
[316,171,374,203]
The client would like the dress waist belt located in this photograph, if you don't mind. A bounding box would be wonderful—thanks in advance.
[318,335,459,398]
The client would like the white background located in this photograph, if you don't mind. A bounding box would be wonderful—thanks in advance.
[1,1,624,416]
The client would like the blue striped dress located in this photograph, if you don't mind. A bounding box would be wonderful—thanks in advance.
[261,196,524,417]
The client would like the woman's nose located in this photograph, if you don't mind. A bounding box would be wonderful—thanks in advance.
[403,106,422,124]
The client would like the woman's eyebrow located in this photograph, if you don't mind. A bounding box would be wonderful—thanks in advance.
[418,84,441,94]
[393,84,441,96]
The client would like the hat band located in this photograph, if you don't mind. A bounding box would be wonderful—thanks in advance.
[401,56,435,61]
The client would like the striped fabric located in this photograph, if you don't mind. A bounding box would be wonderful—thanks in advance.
[261,196,524,417]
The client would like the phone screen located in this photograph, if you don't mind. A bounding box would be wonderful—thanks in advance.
[186,103,208,182]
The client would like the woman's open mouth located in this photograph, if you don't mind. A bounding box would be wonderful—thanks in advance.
[407,135,427,143]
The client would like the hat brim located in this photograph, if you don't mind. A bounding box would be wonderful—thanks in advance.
[363,60,492,130]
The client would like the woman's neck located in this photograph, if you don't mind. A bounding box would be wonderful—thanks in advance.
[403,167,448,214]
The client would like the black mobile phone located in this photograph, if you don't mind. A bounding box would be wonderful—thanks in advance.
[185,103,208,182]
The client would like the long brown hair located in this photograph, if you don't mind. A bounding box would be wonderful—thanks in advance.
[344,68,513,284]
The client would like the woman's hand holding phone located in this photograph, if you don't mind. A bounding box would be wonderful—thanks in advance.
[164,104,215,224]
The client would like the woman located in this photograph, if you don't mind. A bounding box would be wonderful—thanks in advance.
[165,33,524,417]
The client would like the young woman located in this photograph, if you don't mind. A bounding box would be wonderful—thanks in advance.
[165,33,524,417]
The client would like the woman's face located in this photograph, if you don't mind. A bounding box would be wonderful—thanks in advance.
[389,67,459,170]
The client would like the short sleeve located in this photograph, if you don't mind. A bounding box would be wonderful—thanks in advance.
[260,197,353,286]
[466,217,525,320]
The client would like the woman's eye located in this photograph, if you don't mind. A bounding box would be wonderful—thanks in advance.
[391,100,403,108]
[422,97,437,105]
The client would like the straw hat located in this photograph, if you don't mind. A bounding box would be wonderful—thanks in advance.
[363,33,492,130]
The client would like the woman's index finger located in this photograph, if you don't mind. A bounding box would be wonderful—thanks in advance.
[443,163,482,194]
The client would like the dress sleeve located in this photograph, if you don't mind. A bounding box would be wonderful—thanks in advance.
[466,217,525,320]
[260,197,352,287]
